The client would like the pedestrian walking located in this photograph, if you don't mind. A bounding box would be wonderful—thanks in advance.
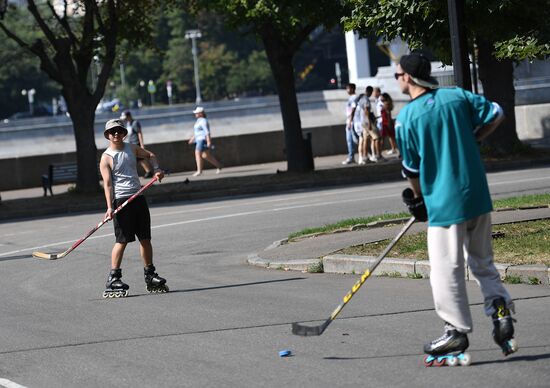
[99,119,169,298]
[121,110,154,178]
[358,86,382,163]
[188,106,223,176]
[395,52,517,365]
[379,93,398,155]
[342,83,360,164]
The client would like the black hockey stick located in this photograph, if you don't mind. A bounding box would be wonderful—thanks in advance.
[32,176,158,260]
[292,216,416,336]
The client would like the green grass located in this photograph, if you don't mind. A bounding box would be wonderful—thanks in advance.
[288,212,409,240]
[339,219,550,266]
[289,193,550,241]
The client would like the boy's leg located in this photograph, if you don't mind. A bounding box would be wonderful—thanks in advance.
[140,239,153,267]
[427,223,473,333]
[111,242,127,269]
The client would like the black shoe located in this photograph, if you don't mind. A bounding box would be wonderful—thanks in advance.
[424,323,469,356]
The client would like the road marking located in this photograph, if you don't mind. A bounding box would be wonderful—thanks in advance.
[1,173,548,258]
[0,193,397,258]
[0,378,27,388]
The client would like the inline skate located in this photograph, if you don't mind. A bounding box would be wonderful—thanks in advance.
[144,264,169,293]
[492,298,518,356]
[103,268,129,298]
[423,323,471,367]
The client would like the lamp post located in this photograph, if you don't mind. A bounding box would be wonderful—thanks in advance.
[21,88,36,115]
[185,29,202,104]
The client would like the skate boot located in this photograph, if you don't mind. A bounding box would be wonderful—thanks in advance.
[423,323,471,367]
[492,298,518,356]
[103,269,129,298]
[144,264,169,293]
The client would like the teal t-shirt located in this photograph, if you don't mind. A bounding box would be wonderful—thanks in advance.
[395,88,497,226]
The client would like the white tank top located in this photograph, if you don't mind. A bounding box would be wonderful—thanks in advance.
[103,143,141,199]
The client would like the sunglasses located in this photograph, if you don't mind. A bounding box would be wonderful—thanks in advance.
[394,72,405,80]
[107,128,124,136]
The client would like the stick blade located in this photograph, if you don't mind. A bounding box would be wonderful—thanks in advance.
[32,251,59,260]
[291,322,323,337]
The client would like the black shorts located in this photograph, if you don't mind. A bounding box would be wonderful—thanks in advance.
[112,195,151,243]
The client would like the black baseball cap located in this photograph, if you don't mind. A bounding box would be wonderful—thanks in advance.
[399,53,439,89]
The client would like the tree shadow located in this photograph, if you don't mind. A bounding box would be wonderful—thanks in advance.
[0,254,33,262]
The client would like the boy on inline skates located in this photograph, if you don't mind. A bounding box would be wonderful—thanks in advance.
[99,119,169,298]
[395,53,517,366]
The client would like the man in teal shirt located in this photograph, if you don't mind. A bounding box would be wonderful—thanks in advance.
[395,53,517,363]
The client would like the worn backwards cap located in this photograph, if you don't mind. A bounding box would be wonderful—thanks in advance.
[193,106,204,114]
[120,110,131,120]
[104,119,128,139]
[399,53,439,89]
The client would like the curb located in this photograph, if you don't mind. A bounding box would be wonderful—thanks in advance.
[246,253,319,272]
[321,254,549,286]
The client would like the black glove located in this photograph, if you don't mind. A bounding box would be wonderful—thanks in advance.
[402,188,428,222]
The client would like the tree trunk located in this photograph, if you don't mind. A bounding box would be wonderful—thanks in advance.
[262,37,313,172]
[64,88,100,194]
[476,37,520,154]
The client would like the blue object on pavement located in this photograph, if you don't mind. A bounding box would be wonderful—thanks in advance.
[279,349,292,357]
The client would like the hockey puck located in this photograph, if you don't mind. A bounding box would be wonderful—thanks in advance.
[279,349,292,357]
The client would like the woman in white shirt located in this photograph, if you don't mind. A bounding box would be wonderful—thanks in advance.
[188,107,223,176]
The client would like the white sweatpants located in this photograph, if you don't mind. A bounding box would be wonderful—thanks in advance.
[427,213,513,333]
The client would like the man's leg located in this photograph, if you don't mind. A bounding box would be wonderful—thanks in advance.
[345,128,354,162]
[428,223,473,332]
[464,213,513,315]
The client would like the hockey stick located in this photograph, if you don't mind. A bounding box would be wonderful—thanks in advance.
[32,176,158,260]
[292,216,416,336]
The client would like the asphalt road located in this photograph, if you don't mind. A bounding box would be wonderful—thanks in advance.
[0,166,549,388]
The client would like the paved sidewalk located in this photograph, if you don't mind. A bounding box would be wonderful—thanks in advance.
[1,150,550,222]
[247,207,550,286]
[0,153,405,221]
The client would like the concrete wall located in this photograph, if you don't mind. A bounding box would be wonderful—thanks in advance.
[0,124,346,191]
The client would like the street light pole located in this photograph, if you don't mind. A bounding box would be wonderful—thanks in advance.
[185,29,202,104]
[21,88,36,115]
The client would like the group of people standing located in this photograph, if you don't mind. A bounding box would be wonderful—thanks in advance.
[343,83,398,165]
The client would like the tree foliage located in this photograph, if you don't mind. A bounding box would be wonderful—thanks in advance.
[343,0,550,154]
[343,0,550,63]
[0,0,164,192]
[187,0,350,172]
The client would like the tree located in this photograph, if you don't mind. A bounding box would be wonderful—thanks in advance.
[344,0,550,154]
[0,0,160,193]
[189,0,349,172]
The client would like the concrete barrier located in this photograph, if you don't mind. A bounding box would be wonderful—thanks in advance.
[0,124,347,191]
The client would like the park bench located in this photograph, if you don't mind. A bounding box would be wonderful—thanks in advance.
[41,162,80,196]
[41,161,144,196]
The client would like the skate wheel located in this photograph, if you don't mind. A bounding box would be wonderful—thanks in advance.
[433,357,446,367]
[423,355,434,367]
[459,353,472,366]
[446,356,459,367]
[506,339,518,354]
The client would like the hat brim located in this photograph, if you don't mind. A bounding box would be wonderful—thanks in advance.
[104,126,128,139]
[411,75,439,89]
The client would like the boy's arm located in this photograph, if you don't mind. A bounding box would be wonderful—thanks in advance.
[99,154,114,219]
